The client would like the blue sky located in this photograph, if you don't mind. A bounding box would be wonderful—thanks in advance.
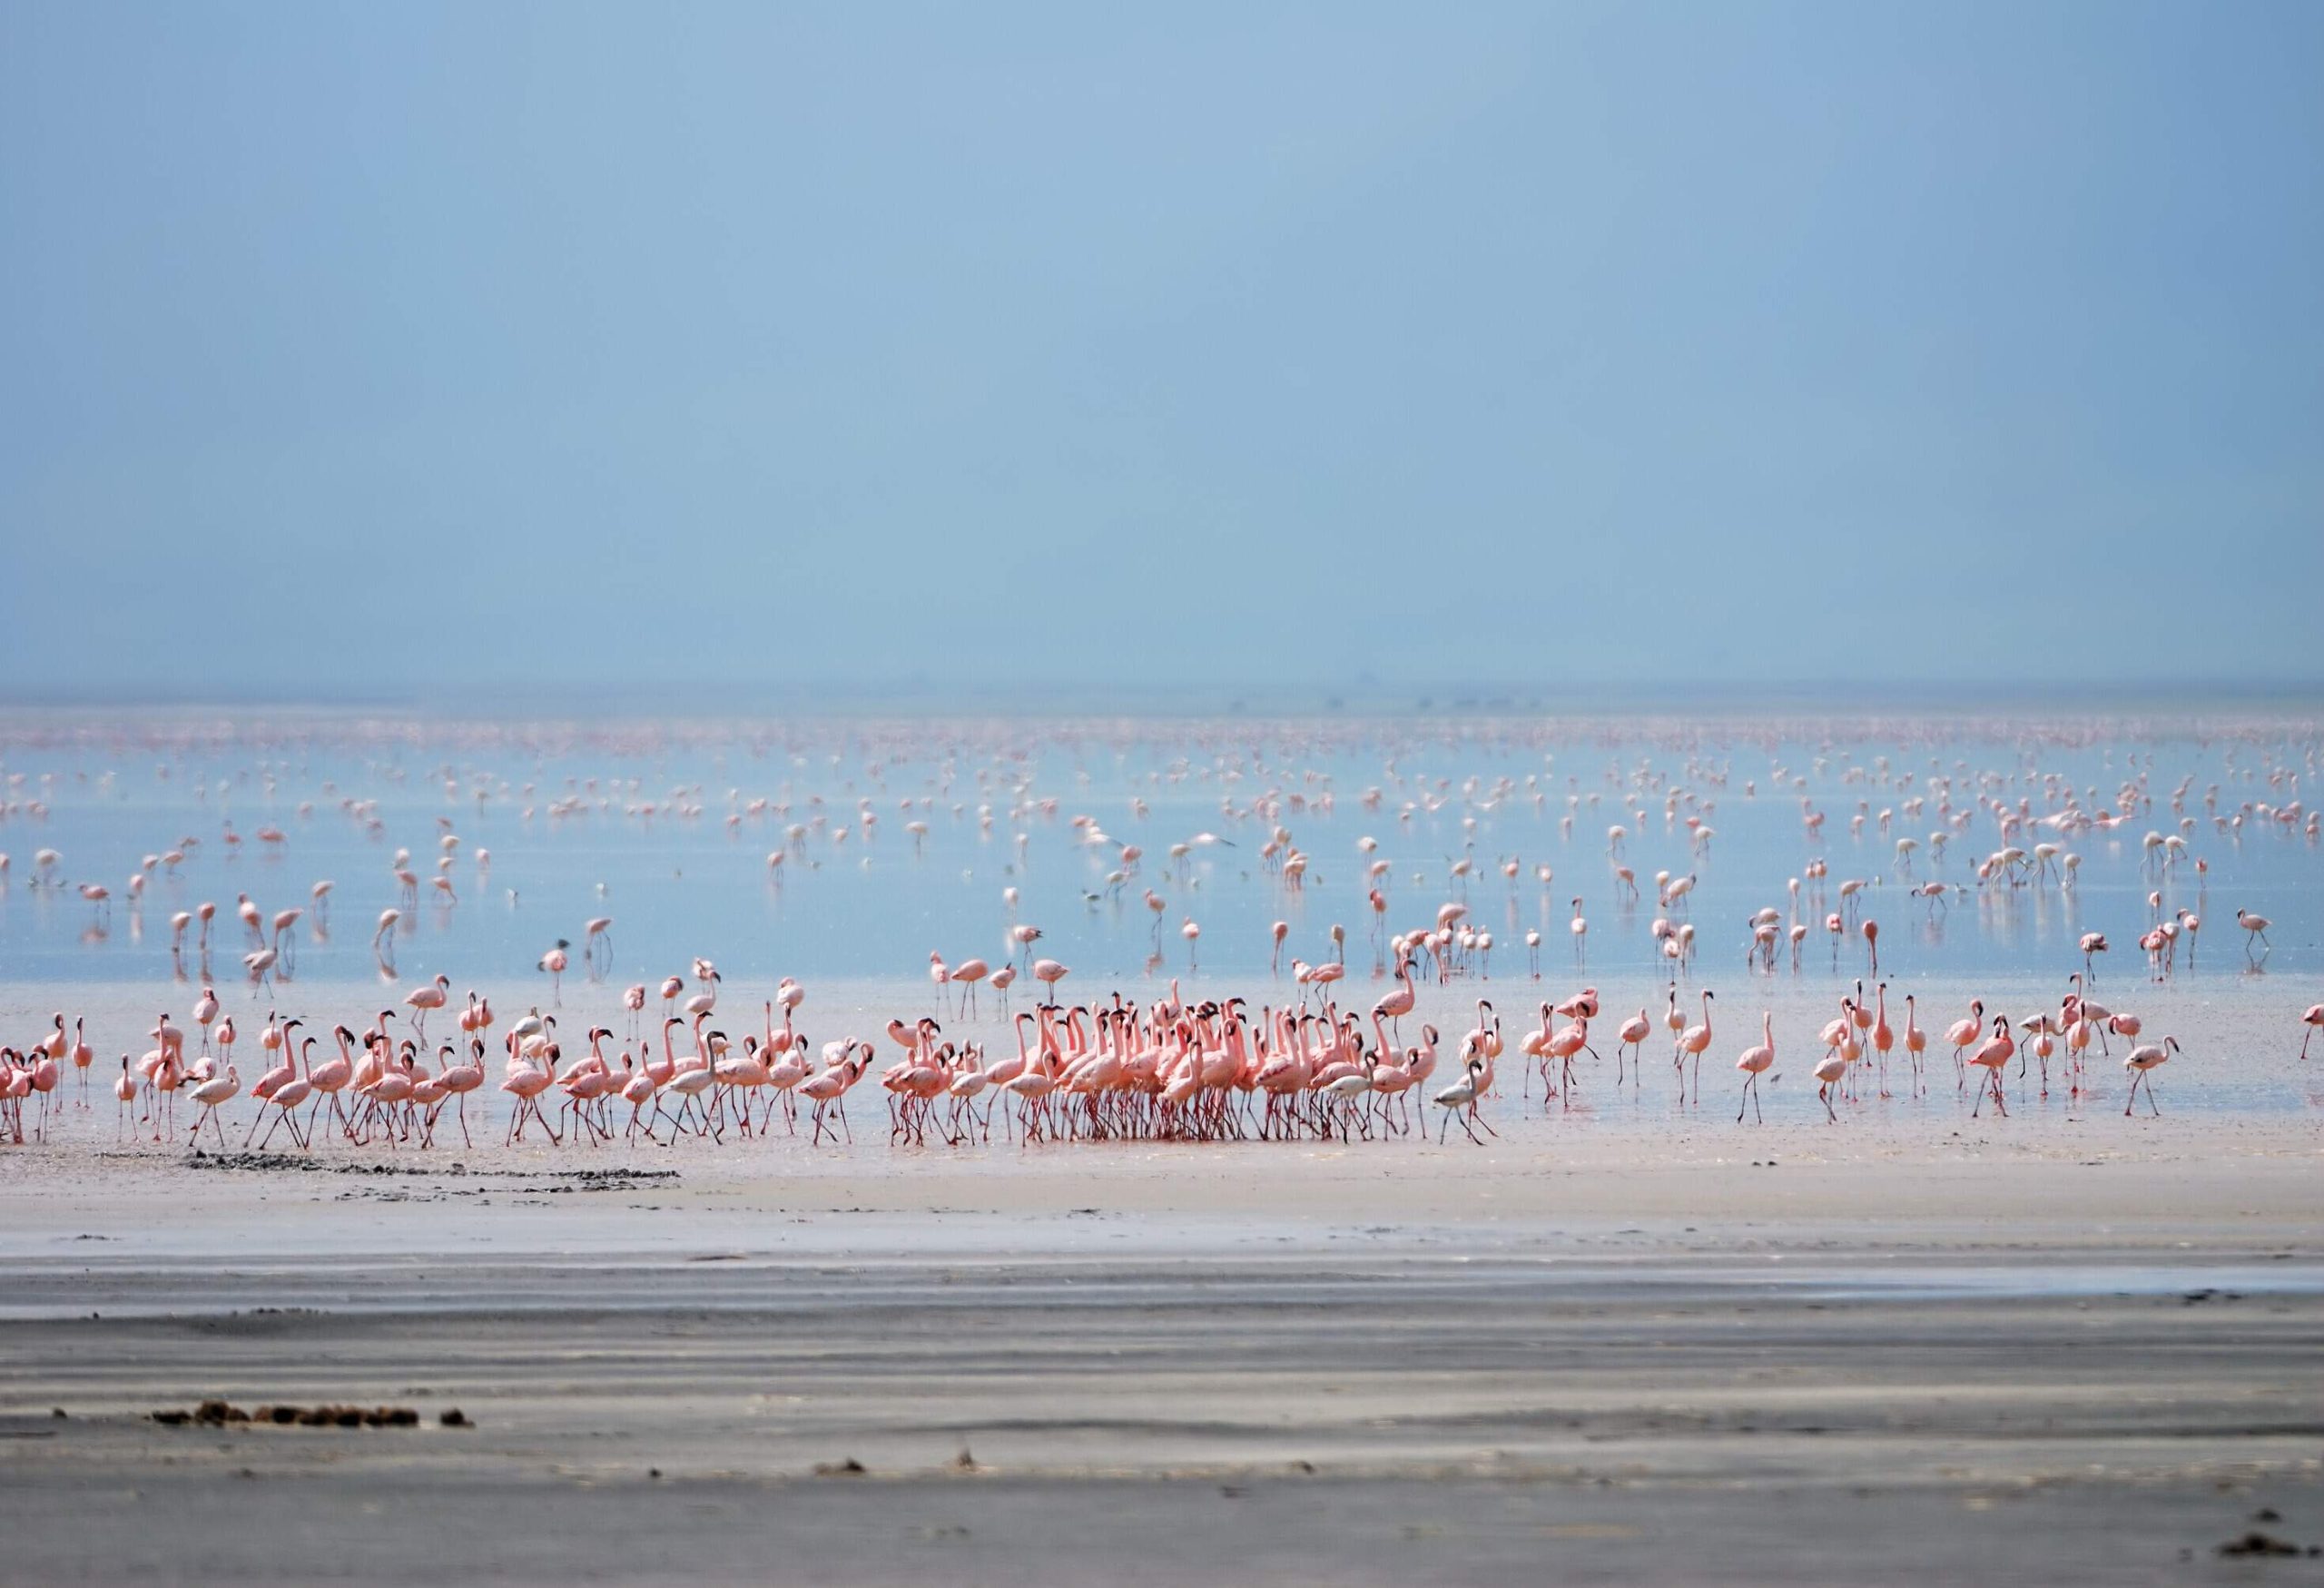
[4,0,2319,699]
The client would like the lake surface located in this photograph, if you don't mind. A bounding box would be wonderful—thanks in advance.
[2,710,2315,995]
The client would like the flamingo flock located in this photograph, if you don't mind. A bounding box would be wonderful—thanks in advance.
[1,716,2316,1153]
[10,938,2290,1151]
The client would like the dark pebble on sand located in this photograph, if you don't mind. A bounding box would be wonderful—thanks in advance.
[2219,1532,2302,1557]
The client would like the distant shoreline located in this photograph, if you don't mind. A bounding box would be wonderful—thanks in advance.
[4,679,2322,724]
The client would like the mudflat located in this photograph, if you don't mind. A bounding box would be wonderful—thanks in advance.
[3,1121,2320,1585]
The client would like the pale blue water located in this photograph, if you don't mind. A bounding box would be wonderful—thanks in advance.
[0,711,2317,1000]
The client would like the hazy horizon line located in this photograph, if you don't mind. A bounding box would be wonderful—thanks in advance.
[5,678,2323,719]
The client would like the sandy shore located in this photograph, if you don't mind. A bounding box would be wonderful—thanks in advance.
[4,1110,2321,1585]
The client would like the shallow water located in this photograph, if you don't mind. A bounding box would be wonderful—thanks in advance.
[3,710,2316,983]
[2,710,2319,1127]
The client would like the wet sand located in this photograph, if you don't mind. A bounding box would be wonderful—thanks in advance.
[5,1110,2322,1585]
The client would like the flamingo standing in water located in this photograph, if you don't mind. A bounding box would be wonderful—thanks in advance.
[1945,1000,1985,1089]
[801,1042,870,1145]
[2236,909,2271,959]
[1968,1017,2015,1117]
[2122,1038,2178,1115]
[1433,1056,1491,1144]
[538,941,571,1003]
[1737,1011,1776,1123]
[1868,982,1894,1097]
[1373,955,1417,1041]
[1675,990,1714,1106]
[405,973,451,1038]
[2080,932,2109,979]
[1614,1008,1650,1086]
[949,956,990,1017]
[69,1018,94,1104]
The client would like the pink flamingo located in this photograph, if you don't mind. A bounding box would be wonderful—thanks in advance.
[1372,954,1417,1040]
[113,1059,138,1136]
[185,1065,241,1149]
[1676,990,1714,1106]
[1433,1056,1490,1144]
[801,1042,870,1145]
[405,973,451,1037]
[1945,1000,1985,1090]
[1737,1011,1776,1123]
[2122,1038,2177,1115]
[501,1045,559,1145]
[1968,1017,2015,1117]
[1614,1008,1650,1086]
[949,956,990,1017]
[538,942,570,1003]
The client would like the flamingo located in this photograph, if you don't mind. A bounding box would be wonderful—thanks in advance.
[1968,1017,2015,1117]
[405,973,451,1037]
[1737,1011,1776,1123]
[2235,909,2271,958]
[1675,990,1714,1106]
[801,1043,869,1145]
[538,941,571,1002]
[2122,1038,2178,1115]
[1945,1000,1985,1088]
[185,1065,241,1149]
[1372,955,1417,1040]
[949,956,990,1017]
[437,1042,487,1149]
[1614,1008,1650,1086]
